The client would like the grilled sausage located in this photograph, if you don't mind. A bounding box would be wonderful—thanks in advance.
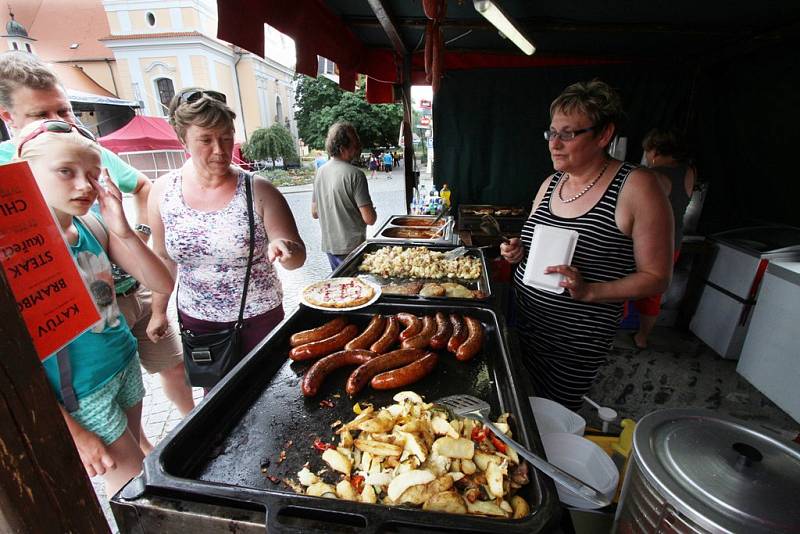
[429,311,453,350]
[301,349,376,397]
[397,312,423,341]
[455,316,484,361]
[447,313,468,353]
[370,315,400,354]
[345,315,386,350]
[401,315,437,350]
[371,351,439,390]
[289,324,359,361]
[290,317,348,348]
[346,348,425,396]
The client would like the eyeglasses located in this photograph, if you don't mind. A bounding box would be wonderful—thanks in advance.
[17,119,96,157]
[178,89,227,106]
[543,125,597,142]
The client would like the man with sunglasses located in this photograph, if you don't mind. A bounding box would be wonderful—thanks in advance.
[0,51,194,426]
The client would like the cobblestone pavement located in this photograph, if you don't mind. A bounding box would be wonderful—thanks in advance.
[94,166,423,530]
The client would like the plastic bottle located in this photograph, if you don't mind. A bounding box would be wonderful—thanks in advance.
[440,184,451,208]
[418,184,427,215]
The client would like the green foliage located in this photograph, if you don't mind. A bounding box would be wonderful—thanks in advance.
[256,167,315,187]
[294,75,403,150]
[243,123,298,168]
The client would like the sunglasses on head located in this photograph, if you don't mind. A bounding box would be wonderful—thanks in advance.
[178,89,227,106]
[17,120,97,157]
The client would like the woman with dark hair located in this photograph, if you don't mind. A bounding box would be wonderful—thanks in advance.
[149,88,305,386]
[632,129,696,349]
[500,80,673,410]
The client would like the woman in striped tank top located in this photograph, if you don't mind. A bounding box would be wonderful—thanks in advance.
[500,81,674,410]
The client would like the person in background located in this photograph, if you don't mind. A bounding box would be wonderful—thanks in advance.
[0,51,194,433]
[500,80,673,411]
[312,122,377,271]
[383,151,394,177]
[15,119,174,496]
[368,154,378,179]
[314,151,328,169]
[150,88,305,385]
[392,150,399,168]
[632,128,696,349]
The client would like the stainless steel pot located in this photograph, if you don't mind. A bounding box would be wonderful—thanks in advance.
[614,409,800,533]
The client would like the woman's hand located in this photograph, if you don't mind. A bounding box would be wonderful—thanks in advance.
[146,310,168,343]
[267,238,303,265]
[89,171,134,239]
[500,237,524,264]
[545,264,594,301]
[72,426,116,477]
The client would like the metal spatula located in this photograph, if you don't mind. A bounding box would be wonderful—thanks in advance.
[479,214,511,243]
[434,394,611,508]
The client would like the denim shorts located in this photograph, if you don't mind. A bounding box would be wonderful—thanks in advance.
[70,354,145,445]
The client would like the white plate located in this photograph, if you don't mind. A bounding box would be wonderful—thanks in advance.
[299,278,382,311]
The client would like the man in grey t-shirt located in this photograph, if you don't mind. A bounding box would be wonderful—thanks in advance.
[312,122,377,271]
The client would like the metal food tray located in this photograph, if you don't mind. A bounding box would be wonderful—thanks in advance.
[371,214,456,245]
[333,241,492,302]
[457,204,528,234]
[113,303,559,533]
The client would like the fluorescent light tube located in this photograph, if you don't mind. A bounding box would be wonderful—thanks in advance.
[474,0,535,55]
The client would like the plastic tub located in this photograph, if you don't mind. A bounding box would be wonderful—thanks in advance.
[541,432,619,509]
[531,397,586,435]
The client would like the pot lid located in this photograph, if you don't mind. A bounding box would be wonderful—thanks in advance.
[632,409,800,533]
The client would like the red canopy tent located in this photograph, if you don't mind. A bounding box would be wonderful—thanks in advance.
[98,115,187,180]
[98,115,183,153]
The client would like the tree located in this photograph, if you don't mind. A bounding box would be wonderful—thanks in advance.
[294,75,403,150]
[243,123,298,168]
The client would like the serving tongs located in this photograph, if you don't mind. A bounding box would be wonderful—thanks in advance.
[435,394,612,508]
[429,205,450,227]
[479,214,512,243]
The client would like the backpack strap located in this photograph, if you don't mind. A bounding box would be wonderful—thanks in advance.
[77,212,109,250]
[56,347,79,412]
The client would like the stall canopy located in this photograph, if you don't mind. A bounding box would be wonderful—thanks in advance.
[217,1,800,231]
[98,115,183,153]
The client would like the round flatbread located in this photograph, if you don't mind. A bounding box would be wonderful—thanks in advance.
[302,277,376,309]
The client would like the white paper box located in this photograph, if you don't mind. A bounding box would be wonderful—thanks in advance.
[522,225,579,293]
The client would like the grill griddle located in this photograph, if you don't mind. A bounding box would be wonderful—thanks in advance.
[139,302,559,533]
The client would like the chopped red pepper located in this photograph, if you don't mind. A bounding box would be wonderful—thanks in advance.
[471,425,488,443]
[313,438,334,452]
[350,474,365,493]
[489,432,507,453]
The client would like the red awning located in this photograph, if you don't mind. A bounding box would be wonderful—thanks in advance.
[98,116,184,153]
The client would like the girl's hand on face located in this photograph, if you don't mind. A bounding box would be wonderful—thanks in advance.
[89,170,134,238]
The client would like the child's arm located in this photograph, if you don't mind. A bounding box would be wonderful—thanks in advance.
[59,405,115,477]
[89,173,173,294]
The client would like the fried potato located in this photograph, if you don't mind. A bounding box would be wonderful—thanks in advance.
[511,495,530,519]
[322,448,352,475]
[297,467,319,486]
[397,483,428,505]
[354,439,403,457]
[432,437,475,459]
[473,450,502,471]
[393,391,424,404]
[461,459,477,475]
[432,416,459,438]
[486,460,505,499]
[398,431,428,462]
[339,430,353,449]
[358,412,396,433]
[335,479,358,501]
[387,469,436,501]
[465,499,509,517]
[306,482,337,498]
[423,491,467,514]
[361,484,377,504]
[337,406,375,433]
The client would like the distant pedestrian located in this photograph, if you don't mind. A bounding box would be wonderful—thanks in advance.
[315,151,328,169]
[368,155,378,179]
[392,151,399,168]
[383,151,393,177]
[312,122,377,271]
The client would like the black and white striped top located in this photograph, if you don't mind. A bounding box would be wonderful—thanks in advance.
[512,162,637,409]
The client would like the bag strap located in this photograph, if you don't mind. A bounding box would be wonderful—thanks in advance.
[237,173,256,327]
[56,347,79,412]
[77,212,109,250]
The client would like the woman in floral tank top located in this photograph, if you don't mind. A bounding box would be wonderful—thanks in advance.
[149,89,305,385]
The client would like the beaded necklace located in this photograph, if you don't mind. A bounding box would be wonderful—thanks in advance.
[558,159,611,203]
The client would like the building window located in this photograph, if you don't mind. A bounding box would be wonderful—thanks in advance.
[146,12,156,27]
[12,42,18,50]
[25,43,31,52]
[275,96,283,124]
[155,78,175,115]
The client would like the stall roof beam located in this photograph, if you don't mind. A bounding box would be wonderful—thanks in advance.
[367,0,407,55]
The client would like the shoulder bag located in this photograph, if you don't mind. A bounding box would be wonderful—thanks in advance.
[179,173,255,388]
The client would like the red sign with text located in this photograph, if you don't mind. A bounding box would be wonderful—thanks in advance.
[420,116,431,126]
[0,161,100,360]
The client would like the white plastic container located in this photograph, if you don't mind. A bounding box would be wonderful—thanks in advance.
[541,432,619,509]
[530,397,586,436]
